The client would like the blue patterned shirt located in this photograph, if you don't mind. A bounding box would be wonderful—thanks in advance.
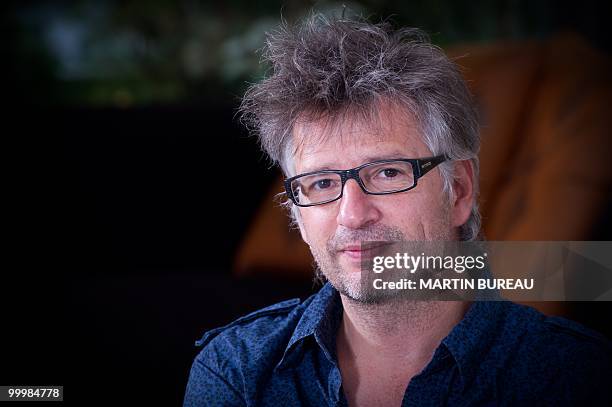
[184,282,611,406]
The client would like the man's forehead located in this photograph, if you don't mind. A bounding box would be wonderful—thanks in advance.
[292,102,427,170]
[294,121,396,155]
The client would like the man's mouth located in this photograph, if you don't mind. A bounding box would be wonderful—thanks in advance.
[338,242,391,259]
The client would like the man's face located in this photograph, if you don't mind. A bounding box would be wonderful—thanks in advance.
[292,103,467,302]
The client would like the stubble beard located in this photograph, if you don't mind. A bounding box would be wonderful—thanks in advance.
[311,214,455,305]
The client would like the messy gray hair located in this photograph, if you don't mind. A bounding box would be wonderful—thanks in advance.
[240,13,481,241]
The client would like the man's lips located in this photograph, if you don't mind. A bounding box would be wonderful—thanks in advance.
[338,243,391,259]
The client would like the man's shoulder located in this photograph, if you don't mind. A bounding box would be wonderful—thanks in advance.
[184,293,323,406]
[492,301,612,402]
[500,301,611,357]
[197,296,309,351]
[195,297,304,348]
[191,292,318,374]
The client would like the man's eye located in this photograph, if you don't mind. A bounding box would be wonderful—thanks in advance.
[312,179,333,189]
[379,168,403,178]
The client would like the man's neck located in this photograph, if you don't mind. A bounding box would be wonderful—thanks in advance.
[338,296,470,362]
[335,296,471,406]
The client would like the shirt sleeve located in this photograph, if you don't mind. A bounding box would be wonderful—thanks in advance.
[183,353,245,407]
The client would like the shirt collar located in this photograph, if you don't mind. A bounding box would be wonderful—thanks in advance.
[275,281,507,386]
[441,300,507,388]
[275,282,342,371]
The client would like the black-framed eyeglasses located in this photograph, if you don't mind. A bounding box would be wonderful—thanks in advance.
[284,155,448,207]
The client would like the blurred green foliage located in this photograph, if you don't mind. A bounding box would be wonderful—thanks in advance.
[6,0,608,107]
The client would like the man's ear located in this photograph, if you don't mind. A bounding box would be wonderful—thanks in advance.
[450,160,475,228]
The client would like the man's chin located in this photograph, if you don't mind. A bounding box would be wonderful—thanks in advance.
[326,271,393,305]
[315,254,394,303]
[337,252,367,274]
[338,284,393,305]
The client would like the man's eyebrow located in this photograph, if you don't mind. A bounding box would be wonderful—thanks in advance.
[300,152,411,173]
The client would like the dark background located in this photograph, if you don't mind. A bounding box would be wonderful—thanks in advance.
[3,1,611,405]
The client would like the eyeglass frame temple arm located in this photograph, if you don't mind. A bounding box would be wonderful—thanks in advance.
[417,155,448,178]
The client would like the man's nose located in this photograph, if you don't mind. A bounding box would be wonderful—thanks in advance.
[336,179,382,229]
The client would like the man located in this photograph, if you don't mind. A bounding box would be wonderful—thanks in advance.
[184,14,610,406]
